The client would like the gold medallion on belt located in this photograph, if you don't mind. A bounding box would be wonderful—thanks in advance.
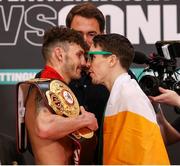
[45,80,94,139]
[46,80,80,117]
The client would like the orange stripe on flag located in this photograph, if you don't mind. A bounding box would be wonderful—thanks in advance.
[103,111,170,165]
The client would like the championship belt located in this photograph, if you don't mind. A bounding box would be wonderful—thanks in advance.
[17,78,97,165]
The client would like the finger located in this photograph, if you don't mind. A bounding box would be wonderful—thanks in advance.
[148,96,154,101]
[149,95,163,102]
[159,87,168,93]
[80,106,86,114]
[149,96,158,101]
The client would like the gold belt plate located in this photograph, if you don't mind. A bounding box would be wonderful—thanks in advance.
[46,79,94,139]
[46,80,80,118]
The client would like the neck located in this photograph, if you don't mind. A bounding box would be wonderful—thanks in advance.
[105,69,127,91]
[46,62,71,84]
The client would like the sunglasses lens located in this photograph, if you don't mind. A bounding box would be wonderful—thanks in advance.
[87,54,94,61]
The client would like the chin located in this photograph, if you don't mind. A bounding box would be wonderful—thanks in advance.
[73,76,80,80]
[73,73,81,80]
[92,78,100,85]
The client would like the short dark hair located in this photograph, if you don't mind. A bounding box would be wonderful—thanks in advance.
[92,34,134,70]
[42,26,88,61]
[66,2,105,33]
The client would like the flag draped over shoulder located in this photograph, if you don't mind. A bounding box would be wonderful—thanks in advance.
[103,73,170,165]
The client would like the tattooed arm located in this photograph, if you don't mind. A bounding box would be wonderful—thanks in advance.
[33,89,98,140]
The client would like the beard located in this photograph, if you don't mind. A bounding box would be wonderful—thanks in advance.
[64,56,81,80]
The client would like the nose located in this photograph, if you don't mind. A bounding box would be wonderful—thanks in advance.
[86,61,91,68]
[83,34,88,44]
[81,56,87,67]
[83,34,92,47]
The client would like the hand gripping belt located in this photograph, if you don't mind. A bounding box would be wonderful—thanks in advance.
[16,78,97,165]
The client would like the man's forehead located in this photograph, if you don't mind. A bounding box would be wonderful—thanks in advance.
[71,15,101,33]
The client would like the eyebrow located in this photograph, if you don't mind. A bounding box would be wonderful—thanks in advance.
[75,29,97,34]
[87,31,98,34]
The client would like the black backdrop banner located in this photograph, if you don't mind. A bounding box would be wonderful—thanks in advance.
[0,0,180,83]
[0,0,180,164]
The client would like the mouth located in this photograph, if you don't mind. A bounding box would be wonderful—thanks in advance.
[81,66,89,72]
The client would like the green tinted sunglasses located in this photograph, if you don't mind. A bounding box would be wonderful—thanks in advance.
[87,51,112,62]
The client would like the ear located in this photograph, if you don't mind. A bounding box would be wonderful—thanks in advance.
[108,54,117,67]
[54,47,63,62]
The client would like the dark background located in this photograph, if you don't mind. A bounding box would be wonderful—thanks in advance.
[0,0,180,164]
